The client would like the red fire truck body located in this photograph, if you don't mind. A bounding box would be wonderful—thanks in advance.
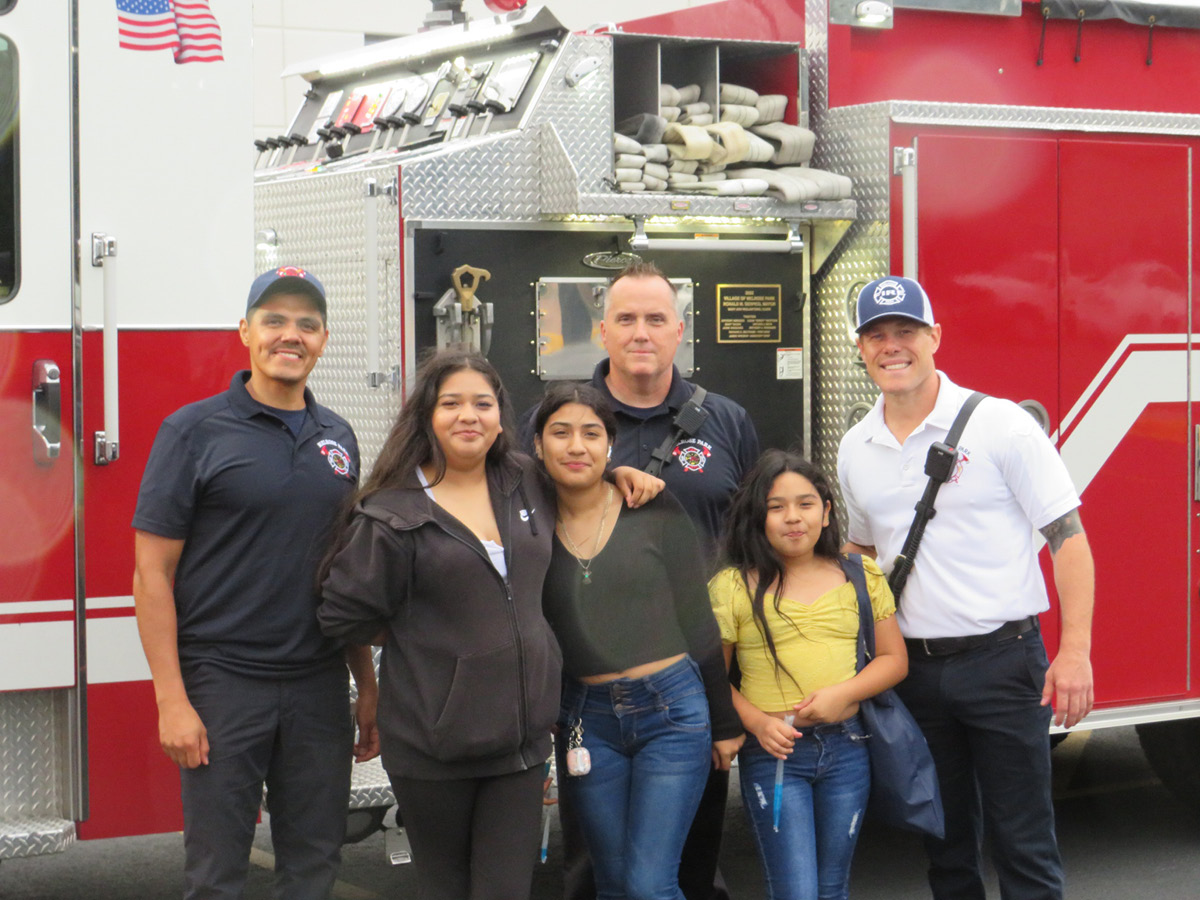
[0,2,253,857]
[3,0,1200,863]
[627,0,1200,798]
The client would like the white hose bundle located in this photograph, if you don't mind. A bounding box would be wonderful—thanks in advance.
[719,104,760,127]
[671,178,770,196]
[749,122,816,165]
[664,124,715,160]
[755,94,788,124]
[613,133,642,155]
[719,83,759,105]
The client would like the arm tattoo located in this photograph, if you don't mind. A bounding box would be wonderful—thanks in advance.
[1040,508,1085,555]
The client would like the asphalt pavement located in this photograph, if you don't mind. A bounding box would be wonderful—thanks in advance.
[2,727,1198,899]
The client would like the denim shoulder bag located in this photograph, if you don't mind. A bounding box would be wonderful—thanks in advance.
[842,554,945,838]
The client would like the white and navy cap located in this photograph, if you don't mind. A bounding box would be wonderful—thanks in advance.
[854,276,935,333]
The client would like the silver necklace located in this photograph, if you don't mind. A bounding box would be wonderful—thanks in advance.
[557,484,613,585]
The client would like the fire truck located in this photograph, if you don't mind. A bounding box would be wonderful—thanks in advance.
[5,0,1200,864]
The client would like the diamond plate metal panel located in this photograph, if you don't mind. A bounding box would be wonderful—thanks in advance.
[887,100,1200,137]
[540,123,582,215]
[0,816,74,860]
[806,0,829,129]
[0,691,69,821]
[810,104,892,488]
[348,758,395,810]
[400,129,541,221]
[524,34,613,195]
[572,193,855,220]
[255,164,404,478]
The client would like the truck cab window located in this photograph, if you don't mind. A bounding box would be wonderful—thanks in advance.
[0,36,15,302]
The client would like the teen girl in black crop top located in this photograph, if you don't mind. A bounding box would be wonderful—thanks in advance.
[535,382,742,900]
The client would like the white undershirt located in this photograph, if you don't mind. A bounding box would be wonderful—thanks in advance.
[417,467,507,578]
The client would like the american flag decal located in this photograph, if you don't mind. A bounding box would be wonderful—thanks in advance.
[115,0,223,65]
[116,0,180,53]
[173,1,224,64]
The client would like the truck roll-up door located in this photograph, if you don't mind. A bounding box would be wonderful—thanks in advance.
[911,128,1192,710]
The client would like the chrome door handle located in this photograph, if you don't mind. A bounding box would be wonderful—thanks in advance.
[32,359,61,464]
[92,232,119,464]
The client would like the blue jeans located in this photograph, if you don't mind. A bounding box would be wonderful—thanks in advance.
[738,717,870,900]
[556,656,712,900]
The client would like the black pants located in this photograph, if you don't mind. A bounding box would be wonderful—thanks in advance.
[179,663,353,900]
[896,629,1064,900]
[391,764,546,900]
[561,765,732,900]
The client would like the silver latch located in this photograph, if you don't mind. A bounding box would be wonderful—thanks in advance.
[91,233,117,267]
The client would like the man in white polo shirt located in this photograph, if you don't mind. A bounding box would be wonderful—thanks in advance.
[837,276,1095,900]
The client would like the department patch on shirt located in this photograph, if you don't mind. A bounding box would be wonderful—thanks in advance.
[673,438,713,473]
[947,446,971,484]
[318,439,353,478]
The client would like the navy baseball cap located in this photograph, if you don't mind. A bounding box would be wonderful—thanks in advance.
[854,276,935,333]
[246,266,327,319]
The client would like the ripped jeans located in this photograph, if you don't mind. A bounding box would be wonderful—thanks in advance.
[738,716,870,900]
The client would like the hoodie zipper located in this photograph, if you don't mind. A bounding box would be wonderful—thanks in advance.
[433,502,530,753]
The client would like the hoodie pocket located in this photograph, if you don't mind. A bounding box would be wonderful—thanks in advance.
[432,642,523,762]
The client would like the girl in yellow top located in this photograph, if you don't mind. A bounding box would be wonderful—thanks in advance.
[709,450,907,900]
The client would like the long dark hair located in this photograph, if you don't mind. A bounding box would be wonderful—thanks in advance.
[364,348,516,495]
[318,349,516,584]
[722,449,843,688]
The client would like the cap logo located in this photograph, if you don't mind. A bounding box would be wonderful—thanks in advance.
[276,266,307,278]
[873,280,906,306]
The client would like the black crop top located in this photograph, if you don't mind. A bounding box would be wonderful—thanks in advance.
[542,492,742,741]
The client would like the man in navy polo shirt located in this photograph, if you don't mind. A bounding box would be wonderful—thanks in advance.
[132,267,379,900]
[527,260,758,900]
[592,261,760,562]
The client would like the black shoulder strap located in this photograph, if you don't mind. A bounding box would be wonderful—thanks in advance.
[944,390,984,451]
[841,553,875,670]
[645,385,709,477]
[887,391,987,604]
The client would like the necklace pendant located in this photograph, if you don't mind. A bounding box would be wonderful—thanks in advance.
[582,571,591,584]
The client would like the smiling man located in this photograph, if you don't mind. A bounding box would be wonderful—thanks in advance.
[591,261,759,558]
[837,276,1095,900]
[132,267,379,900]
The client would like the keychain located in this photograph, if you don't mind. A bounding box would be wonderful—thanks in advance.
[566,718,591,776]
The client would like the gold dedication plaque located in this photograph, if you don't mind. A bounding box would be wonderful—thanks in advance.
[716,284,782,343]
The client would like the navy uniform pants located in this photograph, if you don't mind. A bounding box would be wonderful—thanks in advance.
[896,628,1064,900]
[179,662,353,900]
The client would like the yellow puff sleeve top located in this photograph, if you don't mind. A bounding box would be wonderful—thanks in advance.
[708,556,896,712]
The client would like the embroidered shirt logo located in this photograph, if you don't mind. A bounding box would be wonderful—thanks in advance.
[673,438,712,473]
[520,508,535,522]
[947,447,970,484]
[318,439,352,477]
